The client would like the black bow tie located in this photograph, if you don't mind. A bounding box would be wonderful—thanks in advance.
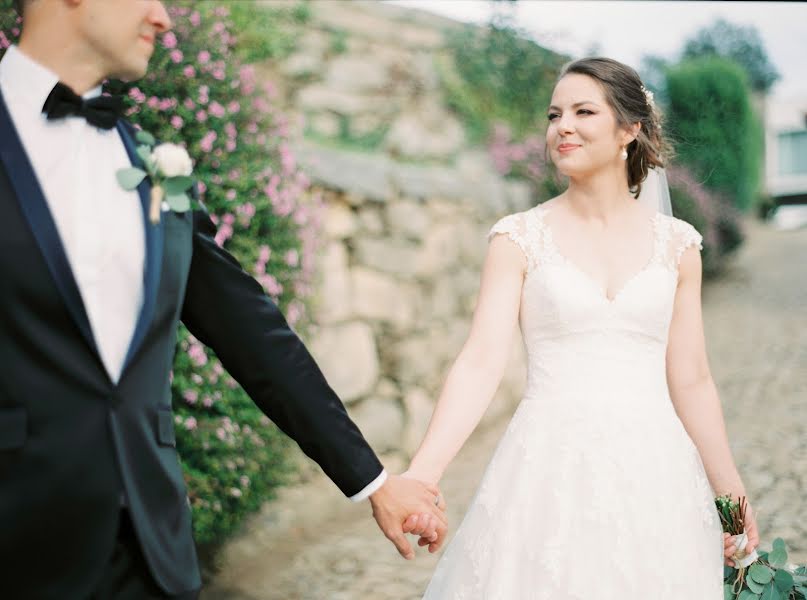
[41,82,125,130]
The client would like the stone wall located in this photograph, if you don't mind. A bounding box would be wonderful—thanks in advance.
[259,1,533,463]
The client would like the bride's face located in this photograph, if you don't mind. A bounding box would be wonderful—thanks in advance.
[546,73,635,179]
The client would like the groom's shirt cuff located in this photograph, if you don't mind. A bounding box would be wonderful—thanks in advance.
[349,469,388,502]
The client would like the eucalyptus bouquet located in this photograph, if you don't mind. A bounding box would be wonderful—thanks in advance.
[717,495,807,600]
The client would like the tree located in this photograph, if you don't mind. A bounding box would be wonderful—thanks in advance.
[682,18,779,93]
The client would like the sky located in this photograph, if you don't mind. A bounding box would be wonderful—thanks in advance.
[385,1,807,101]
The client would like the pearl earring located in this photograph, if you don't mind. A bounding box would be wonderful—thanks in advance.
[620,147,628,160]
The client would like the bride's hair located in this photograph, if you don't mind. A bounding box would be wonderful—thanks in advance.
[558,57,673,198]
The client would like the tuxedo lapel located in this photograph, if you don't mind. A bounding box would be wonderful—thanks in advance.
[117,121,164,373]
[0,87,100,358]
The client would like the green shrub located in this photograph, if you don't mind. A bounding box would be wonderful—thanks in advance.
[442,19,566,144]
[665,57,764,212]
[1,1,321,553]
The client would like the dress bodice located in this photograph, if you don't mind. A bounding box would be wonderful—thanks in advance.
[489,203,703,405]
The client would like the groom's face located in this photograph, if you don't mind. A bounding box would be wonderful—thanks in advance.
[76,0,171,81]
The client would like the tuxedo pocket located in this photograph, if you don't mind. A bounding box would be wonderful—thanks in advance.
[156,409,176,447]
[0,407,27,451]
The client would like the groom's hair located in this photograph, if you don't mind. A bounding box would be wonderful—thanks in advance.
[13,0,28,16]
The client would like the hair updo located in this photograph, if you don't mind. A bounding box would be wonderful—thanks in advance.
[558,57,673,198]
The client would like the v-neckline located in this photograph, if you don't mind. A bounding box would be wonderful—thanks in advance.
[536,203,661,304]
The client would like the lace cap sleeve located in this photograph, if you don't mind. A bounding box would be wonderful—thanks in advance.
[487,212,534,270]
[671,218,703,265]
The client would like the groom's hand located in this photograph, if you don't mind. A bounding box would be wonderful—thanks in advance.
[369,474,447,560]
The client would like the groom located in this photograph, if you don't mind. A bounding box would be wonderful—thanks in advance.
[0,1,446,598]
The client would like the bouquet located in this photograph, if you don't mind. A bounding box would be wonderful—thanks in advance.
[717,495,807,599]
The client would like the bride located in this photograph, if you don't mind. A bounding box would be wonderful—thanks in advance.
[403,57,759,598]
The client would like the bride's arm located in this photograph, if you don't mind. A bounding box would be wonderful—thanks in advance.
[666,245,759,562]
[406,234,526,484]
[665,246,745,497]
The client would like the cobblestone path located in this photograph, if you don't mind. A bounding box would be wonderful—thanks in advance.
[205,219,807,600]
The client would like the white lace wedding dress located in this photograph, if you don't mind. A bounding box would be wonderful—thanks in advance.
[422,203,724,599]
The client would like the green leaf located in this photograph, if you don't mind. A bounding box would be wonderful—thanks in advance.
[738,590,761,600]
[746,576,765,594]
[760,582,782,600]
[725,584,737,600]
[115,167,147,190]
[135,130,156,146]
[773,569,794,591]
[768,540,788,569]
[136,145,154,170]
[750,564,774,584]
[162,176,194,195]
[165,193,191,213]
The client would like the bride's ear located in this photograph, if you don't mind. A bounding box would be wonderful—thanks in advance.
[622,122,642,146]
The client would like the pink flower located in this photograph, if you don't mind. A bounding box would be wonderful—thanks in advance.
[147,96,160,109]
[209,101,225,118]
[258,274,283,296]
[198,50,211,64]
[203,396,215,408]
[161,31,177,49]
[171,115,184,130]
[170,49,184,64]
[128,87,146,104]
[183,98,196,110]
[184,417,197,431]
[284,249,299,267]
[225,189,237,201]
[188,342,208,367]
[214,223,233,247]
[216,428,226,441]
[183,65,196,78]
[183,389,198,404]
[258,245,271,263]
[227,101,240,114]
[190,11,201,26]
[230,488,242,498]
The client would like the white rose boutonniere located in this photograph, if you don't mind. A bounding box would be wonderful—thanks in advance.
[116,130,196,225]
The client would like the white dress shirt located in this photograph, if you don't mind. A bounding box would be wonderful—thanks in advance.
[0,46,386,501]
[0,46,144,384]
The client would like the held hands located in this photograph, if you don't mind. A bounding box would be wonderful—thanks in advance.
[723,499,760,568]
[369,473,448,560]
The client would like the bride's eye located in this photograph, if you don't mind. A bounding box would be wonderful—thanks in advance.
[547,113,560,121]
[577,109,594,115]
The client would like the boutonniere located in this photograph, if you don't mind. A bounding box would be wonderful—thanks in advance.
[116,130,196,225]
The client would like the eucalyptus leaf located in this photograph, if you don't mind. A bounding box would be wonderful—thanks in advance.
[769,550,788,569]
[116,167,147,190]
[759,582,781,600]
[165,193,191,213]
[135,130,156,146]
[750,564,775,585]
[725,584,737,600]
[746,576,766,594]
[162,176,194,195]
[136,145,154,170]
[773,568,794,591]
[738,590,761,600]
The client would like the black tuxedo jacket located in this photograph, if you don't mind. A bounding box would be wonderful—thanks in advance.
[0,89,383,598]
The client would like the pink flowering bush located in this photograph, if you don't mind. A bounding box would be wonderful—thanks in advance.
[1,2,322,550]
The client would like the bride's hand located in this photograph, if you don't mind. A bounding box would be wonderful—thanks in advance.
[723,499,760,567]
[400,470,448,553]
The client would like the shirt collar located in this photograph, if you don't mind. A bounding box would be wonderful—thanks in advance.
[0,45,103,115]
